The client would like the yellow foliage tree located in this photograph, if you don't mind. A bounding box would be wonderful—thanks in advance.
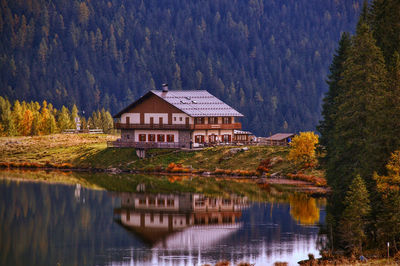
[21,109,33,135]
[373,150,400,193]
[288,131,319,167]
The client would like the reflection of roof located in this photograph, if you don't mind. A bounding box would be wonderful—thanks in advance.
[154,224,242,249]
[116,218,242,248]
[113,90,243,118]
[265,133,294,141]
[114,219,171,246]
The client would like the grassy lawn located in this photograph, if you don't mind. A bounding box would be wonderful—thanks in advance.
[0,134,117,164]
[0,134,325,183]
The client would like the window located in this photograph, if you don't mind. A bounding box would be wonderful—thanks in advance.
[208,117,218,124]
[209,135,217,143]
[195,117,205,124]
[148,134,155,142]
[180,117,183,121]
[195,135,205,143]
[174,117,177,121]
[167,134,174,142]
[167,199,174,206]
[223,134,231,142]
[157,198,165,205]
[139,134,146,141]
[126,134,130,139]
[222,117,232,124]
[149,198,156,205]
[157,134,165,142]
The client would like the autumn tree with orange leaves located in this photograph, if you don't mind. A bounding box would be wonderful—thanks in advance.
[288,131,319,168]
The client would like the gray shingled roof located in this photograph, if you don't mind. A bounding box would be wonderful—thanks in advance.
[151,90,243,117]
[265,133,295,141]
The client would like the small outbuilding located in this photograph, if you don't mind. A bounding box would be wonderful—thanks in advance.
[263,133,295,146]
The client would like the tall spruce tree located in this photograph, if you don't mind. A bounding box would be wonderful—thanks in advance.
[370,0,400,67]
[331,23,389,185]
[318,32,351,163]
[323,22,390,248]
[339,175,371,254]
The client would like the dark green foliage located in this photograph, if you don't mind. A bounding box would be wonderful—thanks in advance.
[0,0,363,135]
[370,0,400,67]
[376,190,400,252]
[339,175,370,254]
[320,0,400,253]
[318,32,351,161]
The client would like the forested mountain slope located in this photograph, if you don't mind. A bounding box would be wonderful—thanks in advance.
[0,0,362,135]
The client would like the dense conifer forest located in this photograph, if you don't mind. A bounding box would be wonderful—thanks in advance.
[319,0,400,255]
[0,0,363,135]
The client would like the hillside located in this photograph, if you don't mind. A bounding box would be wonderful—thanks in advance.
[0,0,362,135]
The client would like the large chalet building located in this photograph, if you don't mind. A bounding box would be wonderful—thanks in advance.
[112,85,244,149]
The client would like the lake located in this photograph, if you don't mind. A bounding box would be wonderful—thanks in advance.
[0,171,325,266]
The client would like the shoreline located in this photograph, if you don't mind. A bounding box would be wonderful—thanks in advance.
[0,164,330,196]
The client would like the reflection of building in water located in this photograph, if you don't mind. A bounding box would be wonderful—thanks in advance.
[113,193,248,247]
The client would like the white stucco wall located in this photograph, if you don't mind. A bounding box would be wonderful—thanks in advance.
[144,113,169,124]
[121,113,140,124]
[172,113,192,124]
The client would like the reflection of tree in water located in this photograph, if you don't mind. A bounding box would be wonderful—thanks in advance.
[289,194,320,225]
[0,180,116,266]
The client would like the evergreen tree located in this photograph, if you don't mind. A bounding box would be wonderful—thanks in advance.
[370,0,400,67]
[339,175,371,254]
[318,32,351,162]
[330,23,389,187]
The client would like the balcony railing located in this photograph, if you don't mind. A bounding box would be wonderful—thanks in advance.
[115,123,192,130]
[115,122,242,130]
[107,140,188,149]
[193,122,242,130]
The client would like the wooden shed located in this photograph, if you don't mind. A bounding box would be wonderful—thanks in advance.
[264,133,295,146]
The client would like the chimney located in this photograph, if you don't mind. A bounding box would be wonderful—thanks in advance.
[162,83,168,92]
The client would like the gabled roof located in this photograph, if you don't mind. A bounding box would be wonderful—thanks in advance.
[113,90,243,118]
[265,133,295,141]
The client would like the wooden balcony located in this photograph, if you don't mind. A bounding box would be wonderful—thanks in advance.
[115,122,242,130]
[193,122,242,130]
[115,123,192,130]
[107,140,188,149]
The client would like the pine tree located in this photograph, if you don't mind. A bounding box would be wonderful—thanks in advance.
[331,23,389,187]
[370,0,400,67]
[318,32,351,164]
[322,22,390,250]
[339,175,371,254]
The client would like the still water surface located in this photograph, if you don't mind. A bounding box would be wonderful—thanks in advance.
[0,176,325,266]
